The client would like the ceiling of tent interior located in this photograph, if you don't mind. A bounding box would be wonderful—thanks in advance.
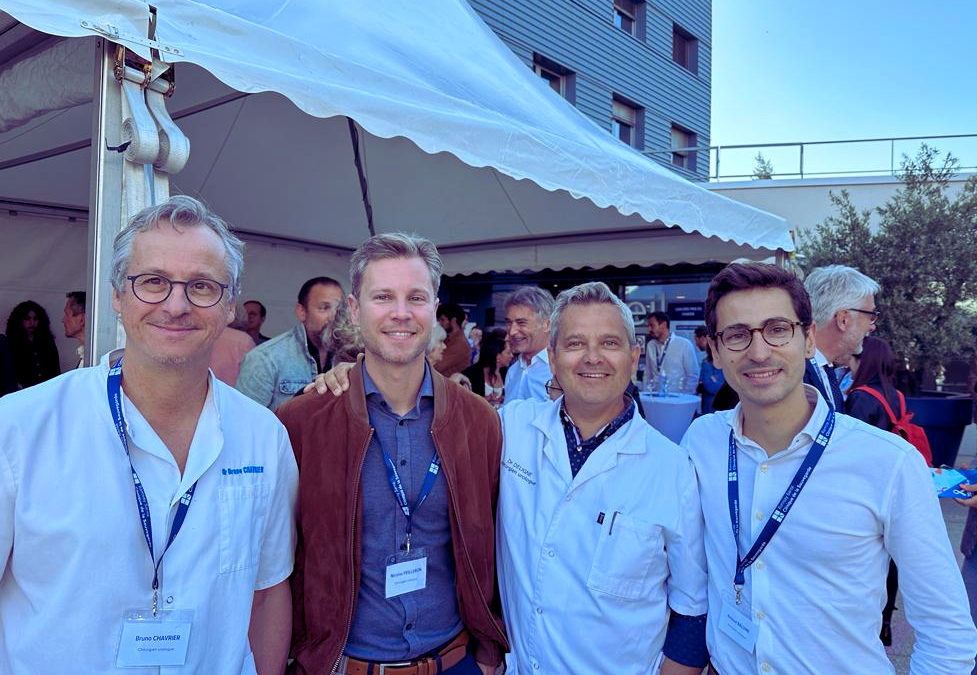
[0,1,792,276]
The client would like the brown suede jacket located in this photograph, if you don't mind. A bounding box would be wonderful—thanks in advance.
[277,361,508,674]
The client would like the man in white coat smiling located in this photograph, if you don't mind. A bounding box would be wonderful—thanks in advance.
[309,281,709,672]
[497,281,708,674]
[0,197,297,675]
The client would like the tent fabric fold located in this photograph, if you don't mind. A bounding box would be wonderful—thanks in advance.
[0,0,792,277]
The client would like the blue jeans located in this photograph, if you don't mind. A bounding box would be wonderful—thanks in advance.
[443,652,483,675]
[963,555,977,675]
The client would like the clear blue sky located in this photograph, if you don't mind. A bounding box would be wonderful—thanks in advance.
[710,0,977,178]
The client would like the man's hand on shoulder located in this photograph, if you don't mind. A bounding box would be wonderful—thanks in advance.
[303,361,355,397]
[449,372,472,390]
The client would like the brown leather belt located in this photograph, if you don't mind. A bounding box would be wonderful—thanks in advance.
[342,631,469,675]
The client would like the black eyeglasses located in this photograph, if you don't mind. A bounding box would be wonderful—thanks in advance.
[714,320,808,352]
[126,274,228,308]
[847,308,880,324]
[545,379,563,398]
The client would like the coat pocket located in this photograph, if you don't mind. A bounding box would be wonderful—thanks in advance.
[218,482,271,574]
[586,512,662,600]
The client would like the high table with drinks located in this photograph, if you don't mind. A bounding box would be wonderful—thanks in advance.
[638,373,700,444]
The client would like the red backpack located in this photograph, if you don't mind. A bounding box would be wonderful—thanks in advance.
[852,385,933,466]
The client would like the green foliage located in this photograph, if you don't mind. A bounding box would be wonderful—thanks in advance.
[798,144,977,372]
[752,152,774,180]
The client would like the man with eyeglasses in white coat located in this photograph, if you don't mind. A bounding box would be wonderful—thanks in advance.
[0,196,298,675]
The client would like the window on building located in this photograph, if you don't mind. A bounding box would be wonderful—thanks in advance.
[672,125,696,171]
[672,24,698,74]
[535,64,563,94]
[670,125,697,171]
[613,0,646,39]
[613,0,637,35]
[612,98,644,148]
[532,54,576,103]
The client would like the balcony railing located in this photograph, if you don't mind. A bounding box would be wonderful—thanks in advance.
[644,133,977,182]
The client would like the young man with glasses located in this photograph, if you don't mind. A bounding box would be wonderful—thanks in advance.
[803,265,880,409]
[682,262,975,675]
[0,196,298,675]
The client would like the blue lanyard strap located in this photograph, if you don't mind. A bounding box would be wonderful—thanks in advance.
[727,410,835,603]
[805,358,835,411]
[379,440,441,553]
[107,357,198,615]
[655,337,671,370]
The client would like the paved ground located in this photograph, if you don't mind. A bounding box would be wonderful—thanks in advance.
[885,423,976,674]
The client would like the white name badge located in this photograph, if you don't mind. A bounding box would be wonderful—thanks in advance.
[385,550,428,599]
[718,598,759,653]
[117,609,193,668]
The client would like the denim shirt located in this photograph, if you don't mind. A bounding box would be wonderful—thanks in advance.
[236,323,318,410]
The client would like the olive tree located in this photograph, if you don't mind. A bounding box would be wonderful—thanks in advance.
[799,145,977,378]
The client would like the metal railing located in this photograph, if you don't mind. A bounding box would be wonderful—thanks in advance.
[644,133,977,182]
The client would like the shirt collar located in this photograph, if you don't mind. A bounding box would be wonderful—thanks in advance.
[306,333,320,360]
[107,350,223,493]
[560,393,636,445]
[731,384,829,458]
[363,359,434,414]
[518,347,549,369]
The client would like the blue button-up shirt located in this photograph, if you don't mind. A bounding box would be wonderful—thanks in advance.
[344,362,462,661]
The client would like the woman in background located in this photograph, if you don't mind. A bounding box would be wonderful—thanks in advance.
[5,300,60,389]
[428,323,448,367]
[462,332,511,408]
[847,336,903,432]
[845,336,916,647]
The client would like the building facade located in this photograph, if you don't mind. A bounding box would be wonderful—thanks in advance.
[451,0,716,367]
[467,0,711,180]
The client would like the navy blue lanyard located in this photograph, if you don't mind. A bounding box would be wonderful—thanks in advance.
[655,337,671,370]
[107,357,198,615]
[379,440,440,553]
[806,358,835,411]
[727,410,835,604]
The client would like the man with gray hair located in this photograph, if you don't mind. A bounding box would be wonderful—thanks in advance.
[61,290,87,368]
[277,232,507,675]
[497,280,708,674]
[803,265,880,408]
[0,195,298,674]
[503,285,554,402]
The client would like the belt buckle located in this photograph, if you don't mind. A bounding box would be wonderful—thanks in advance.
[377,660,413,674]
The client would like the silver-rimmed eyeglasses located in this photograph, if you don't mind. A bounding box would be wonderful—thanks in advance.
[126,274,228,308]
[714,320,808,352]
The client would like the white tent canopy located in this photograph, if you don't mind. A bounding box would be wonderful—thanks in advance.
[0,0,791,363]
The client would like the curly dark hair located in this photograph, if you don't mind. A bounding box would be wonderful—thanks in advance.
[5,300,60,388]
[6,300,54,345]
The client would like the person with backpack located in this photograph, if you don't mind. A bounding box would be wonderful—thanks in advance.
[846,335,933,647]
[847,337,933,463]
